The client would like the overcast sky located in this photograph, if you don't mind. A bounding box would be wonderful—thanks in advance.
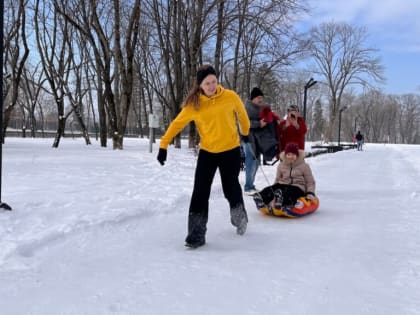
[299,0,420,94]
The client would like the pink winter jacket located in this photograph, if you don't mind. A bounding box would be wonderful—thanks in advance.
[275,152,316,194]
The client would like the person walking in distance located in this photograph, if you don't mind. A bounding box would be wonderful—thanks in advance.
[156,65,251,248]
[355,130,364,151]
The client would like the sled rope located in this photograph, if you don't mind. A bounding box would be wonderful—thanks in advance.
[247,144,275,194]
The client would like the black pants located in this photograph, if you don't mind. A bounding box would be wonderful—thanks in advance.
[259,183,305,207]
[187,147,244,240]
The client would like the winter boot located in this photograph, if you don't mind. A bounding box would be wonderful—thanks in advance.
[185,212,207,248]
[253,193,266,210]
[230,203,248,236]
[273,189,283,209]
[185,238,205,249]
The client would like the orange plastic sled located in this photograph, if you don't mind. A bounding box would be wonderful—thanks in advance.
[258,196,320,218]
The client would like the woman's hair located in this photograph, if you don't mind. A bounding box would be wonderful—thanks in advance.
[182,81,201,110]
[183,65,216,110]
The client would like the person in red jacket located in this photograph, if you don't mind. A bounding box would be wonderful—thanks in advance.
[278,105,307,153]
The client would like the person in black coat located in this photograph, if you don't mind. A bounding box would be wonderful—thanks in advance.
[355,131,364,151]
[243,87,278,195]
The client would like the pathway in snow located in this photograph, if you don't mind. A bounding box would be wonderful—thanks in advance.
[0,141,419,315]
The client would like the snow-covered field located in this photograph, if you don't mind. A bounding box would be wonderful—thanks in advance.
[1,138,419,315]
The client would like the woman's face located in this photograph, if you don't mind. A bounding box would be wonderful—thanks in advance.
[288,110,299,120]
[200,74,218,96]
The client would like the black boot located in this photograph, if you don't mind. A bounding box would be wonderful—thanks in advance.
[253,193,265,210]
[185,212,207,248]
[273,189,283,209]
[230,203,248,235]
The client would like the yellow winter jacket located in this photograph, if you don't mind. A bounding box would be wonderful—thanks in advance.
[159,85,250,153]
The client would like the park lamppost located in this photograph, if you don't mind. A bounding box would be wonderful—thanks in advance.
[338,106,347,146]
[303,77,317,121]
[0,0,12,210]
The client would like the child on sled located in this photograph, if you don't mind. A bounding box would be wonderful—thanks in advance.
[253,142,316,210]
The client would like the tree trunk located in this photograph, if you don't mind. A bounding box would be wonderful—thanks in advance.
[52,116,66,148]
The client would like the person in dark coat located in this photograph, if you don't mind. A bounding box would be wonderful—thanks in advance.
[243,87,278,195]
[355,130,364,151]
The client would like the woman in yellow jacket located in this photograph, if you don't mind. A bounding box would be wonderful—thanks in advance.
[157,65,250,248]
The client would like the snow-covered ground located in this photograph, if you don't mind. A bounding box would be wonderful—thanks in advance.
[0,138,419,315]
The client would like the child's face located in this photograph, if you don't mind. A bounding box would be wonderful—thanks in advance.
[285,152,297,162]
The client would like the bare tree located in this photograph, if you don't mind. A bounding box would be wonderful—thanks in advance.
[34,0,76,147]
[55,0,141,149]
[152,0,187,148]
[11,1,419,148]
[142,0,306,148]
[396,94,420,144]
[143,0,218,148]
[308,21,385,142]
[2,0,30,142]
[221,0,306,95]
[20,63,46,137]
[311,98,325,141]
[348,90,420,144]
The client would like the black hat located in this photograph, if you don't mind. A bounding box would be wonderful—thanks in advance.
[197,65,217,85]
[250,87,264,100]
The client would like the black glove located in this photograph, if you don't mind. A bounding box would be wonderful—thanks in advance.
[242,135,249,143]
[157,148,167,166]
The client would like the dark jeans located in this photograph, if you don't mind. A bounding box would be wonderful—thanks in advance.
[259,183,305,207]
[187,147,245,241]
